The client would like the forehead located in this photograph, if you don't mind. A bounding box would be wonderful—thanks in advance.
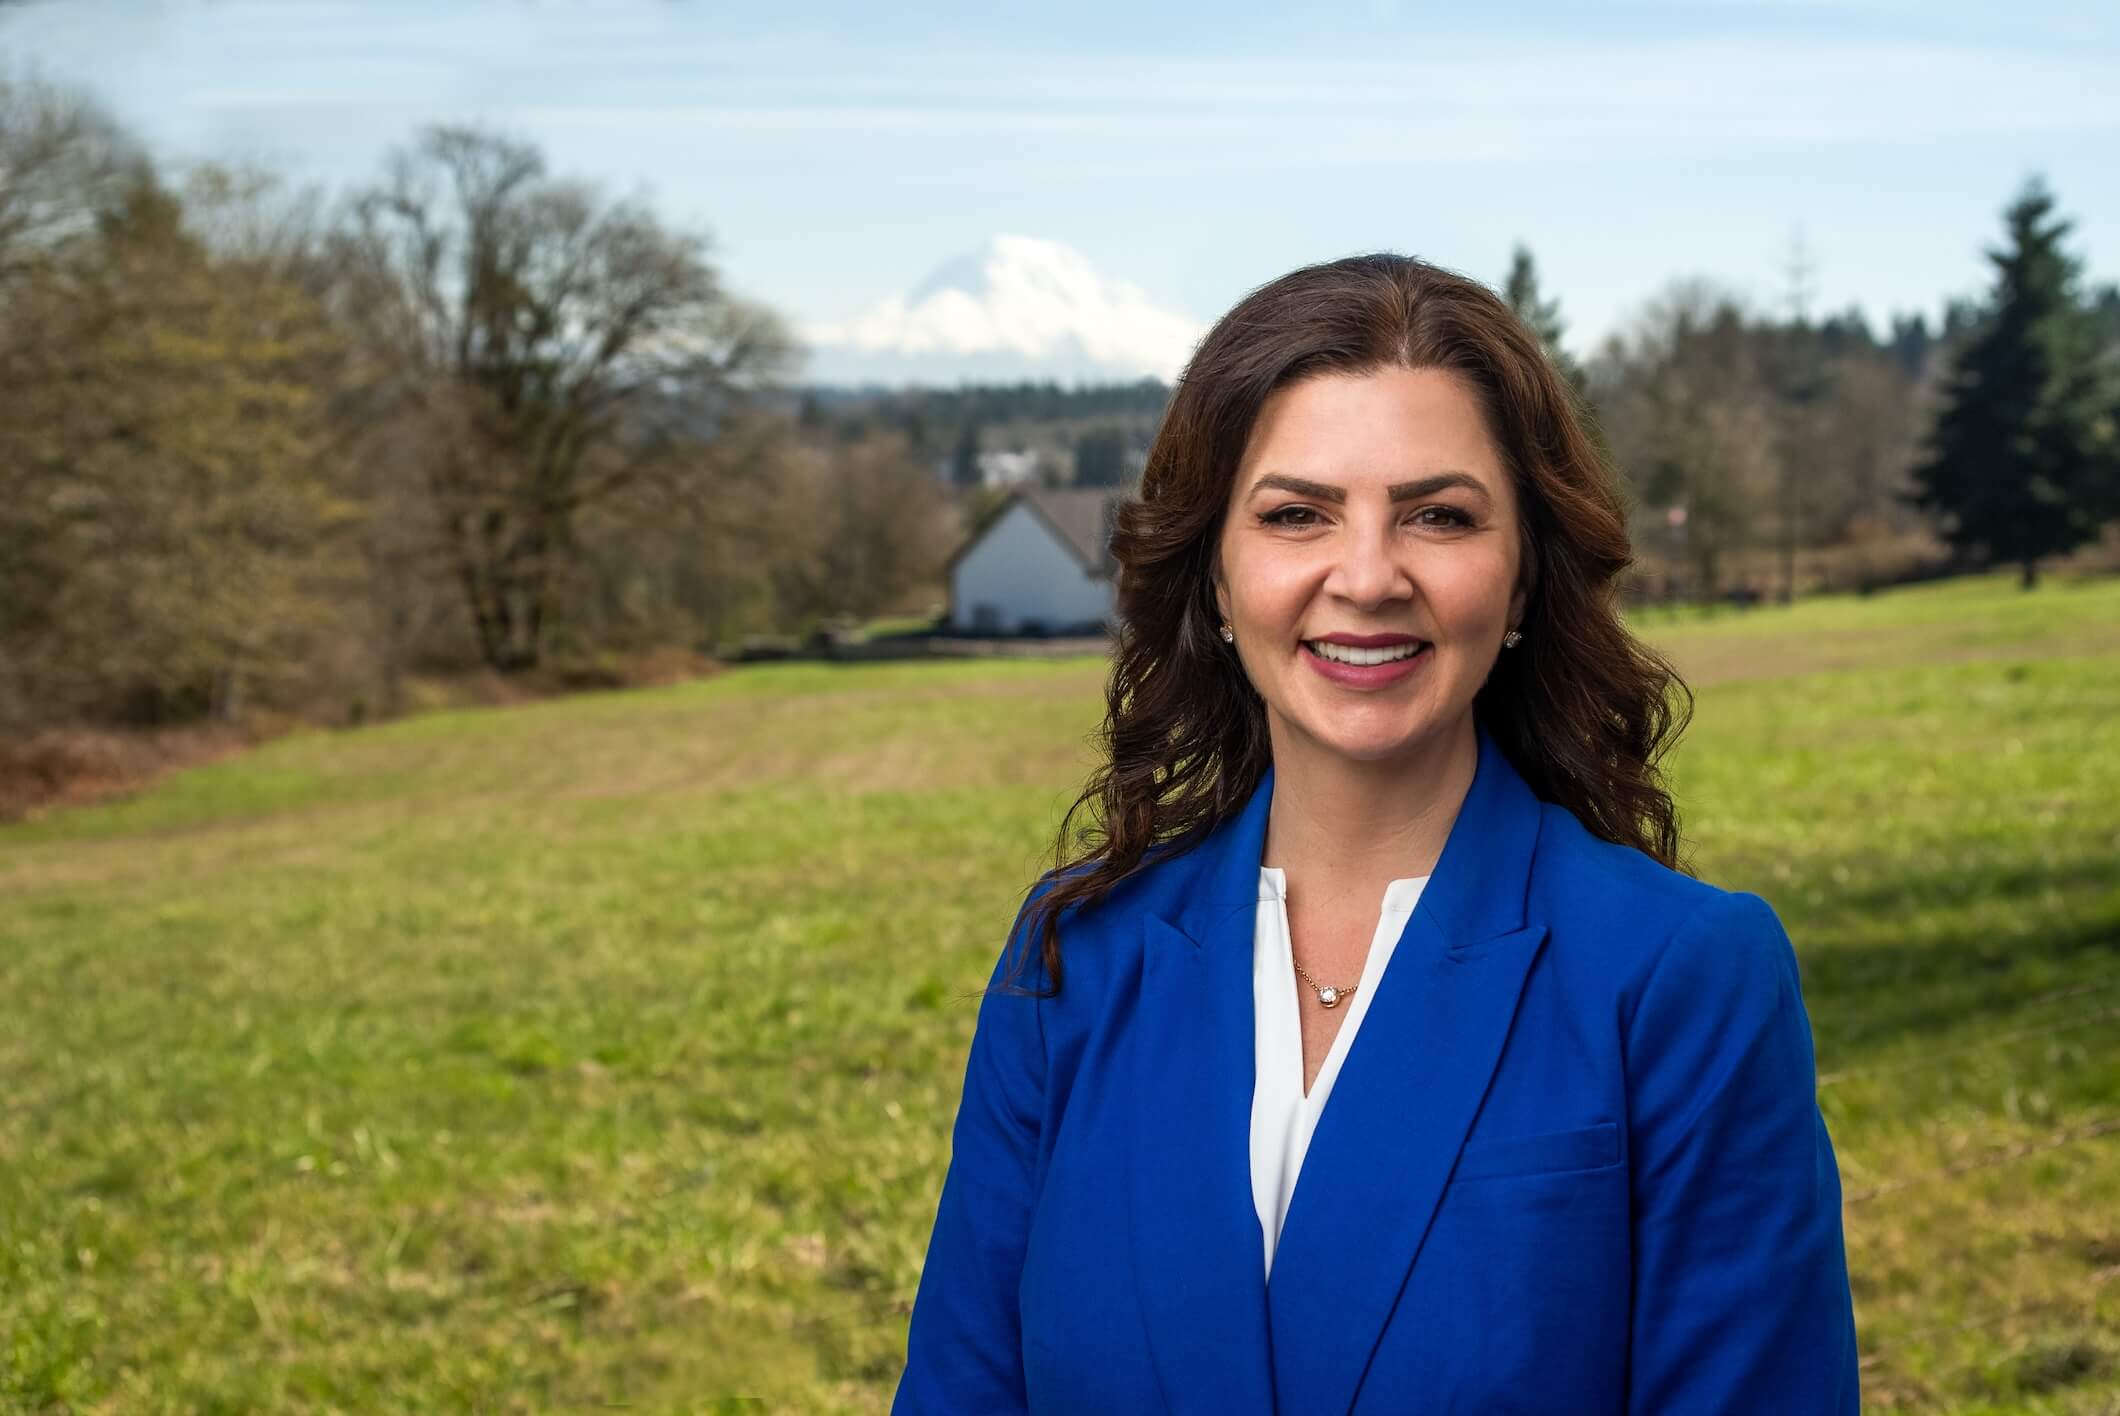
[1234,367,1506,498]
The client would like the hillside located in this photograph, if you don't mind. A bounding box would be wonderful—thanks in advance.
[3,572,2117,1412]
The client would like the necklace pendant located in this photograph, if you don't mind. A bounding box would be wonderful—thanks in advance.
[1318,986,1342,1008]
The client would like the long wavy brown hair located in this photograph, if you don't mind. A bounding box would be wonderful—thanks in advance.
[1010,252,1693,999]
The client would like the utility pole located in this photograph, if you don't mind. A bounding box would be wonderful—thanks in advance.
[1777,227,1821,606]
[1783,227,1817,328]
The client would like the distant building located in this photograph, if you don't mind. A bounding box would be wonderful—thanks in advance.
[948,487,1122,634]
[976,447,1042,488]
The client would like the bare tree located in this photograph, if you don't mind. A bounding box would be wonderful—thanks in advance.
[1591,280,1780,601]
[761,428,959,629]
[0,72,142,291]
[551,414,957,652]
[332,125,798,671]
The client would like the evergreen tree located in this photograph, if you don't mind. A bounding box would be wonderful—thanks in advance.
[1817,305,1876,358]
[1906,178,2120,588]
[1503,244,1586,393]
[2092,284,2120,350]
[900,406,931,462]
[951,419,983,488]
[1886,312,1933,380]
[1941,296,1984,341]
[1073,426,1126,487]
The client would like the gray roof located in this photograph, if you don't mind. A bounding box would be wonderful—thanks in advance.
[1017,486,1123,577]
[949,485,1126,579]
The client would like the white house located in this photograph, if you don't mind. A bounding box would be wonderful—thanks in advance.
[948,486,1122,634]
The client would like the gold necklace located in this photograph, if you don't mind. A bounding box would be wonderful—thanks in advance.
[1291,956,1357,1010]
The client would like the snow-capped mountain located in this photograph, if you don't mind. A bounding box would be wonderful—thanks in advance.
[799,235,1203,388]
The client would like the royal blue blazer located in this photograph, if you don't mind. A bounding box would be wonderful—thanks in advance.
[893,720,1861,1414]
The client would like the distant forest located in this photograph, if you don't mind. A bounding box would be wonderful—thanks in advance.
[5,64,2118,748]
[797,252,2120,608]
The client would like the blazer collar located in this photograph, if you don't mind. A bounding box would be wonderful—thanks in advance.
[1166,716,1542,953]
[1127,718,1551,1415]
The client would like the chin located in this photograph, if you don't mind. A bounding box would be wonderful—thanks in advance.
[1299,722,1434,765]
[1285,699,1469,764]
[1328,740,1420,766]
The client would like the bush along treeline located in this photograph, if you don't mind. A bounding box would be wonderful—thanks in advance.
[0,75,959,734]
[3,69,2118,740]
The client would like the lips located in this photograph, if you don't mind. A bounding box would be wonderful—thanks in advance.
[1303,638,1429,666]
[1310,633,1423,649]
[1300,638,1433,687]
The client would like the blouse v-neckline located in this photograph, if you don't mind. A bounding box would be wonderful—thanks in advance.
[1250,864,1431,1280]
[1257,866,1429,1098]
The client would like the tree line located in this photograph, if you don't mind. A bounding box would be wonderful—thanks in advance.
[816,198,2120,609]
[0,75,956,733]
[1510,188,2120,600]
[4,69,2117,740]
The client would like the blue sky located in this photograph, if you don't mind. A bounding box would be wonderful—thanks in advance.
[5,0,2117,372]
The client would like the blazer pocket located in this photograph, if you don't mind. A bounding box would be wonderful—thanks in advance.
[1451,1120,1620,1183]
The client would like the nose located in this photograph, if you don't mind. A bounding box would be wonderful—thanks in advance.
[1323,514,1412,610]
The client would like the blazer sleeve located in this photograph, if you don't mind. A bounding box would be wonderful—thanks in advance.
[1622,889,1862,1415]
[891,885,1052,1416]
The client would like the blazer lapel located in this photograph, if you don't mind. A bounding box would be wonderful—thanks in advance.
[1127,760,1279,1416]
[1266,721,1550,1416]
[1126,722,1550,1416]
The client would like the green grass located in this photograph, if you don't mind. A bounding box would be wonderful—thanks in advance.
[3,569,2117,1413]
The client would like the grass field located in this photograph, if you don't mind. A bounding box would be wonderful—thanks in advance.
[3,570,2117,1413]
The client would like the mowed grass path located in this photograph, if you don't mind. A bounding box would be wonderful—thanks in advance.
[3,572,2116,1413]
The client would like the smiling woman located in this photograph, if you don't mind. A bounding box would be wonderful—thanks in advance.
[893,253,1861,1414]
[1214,367,1527,769]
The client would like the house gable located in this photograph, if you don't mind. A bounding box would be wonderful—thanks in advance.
[947,497,1116,634]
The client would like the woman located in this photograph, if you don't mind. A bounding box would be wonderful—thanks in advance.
[892,254,1860,1414]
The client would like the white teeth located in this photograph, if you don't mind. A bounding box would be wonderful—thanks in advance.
[1307,640,1425,666]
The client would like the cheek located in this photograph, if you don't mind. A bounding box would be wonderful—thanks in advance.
[1427,554,1518,622]
[1226,557,1312,630]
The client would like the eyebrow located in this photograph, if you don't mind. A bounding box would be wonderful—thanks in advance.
[1246,471,1493,505]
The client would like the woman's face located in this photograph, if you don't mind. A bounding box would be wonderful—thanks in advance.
[1212,365,1527,767]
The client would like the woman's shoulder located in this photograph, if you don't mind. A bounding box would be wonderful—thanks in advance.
[1528,800,1800,1009]
[1530,800,1728,923]
[987,838,1217,1004]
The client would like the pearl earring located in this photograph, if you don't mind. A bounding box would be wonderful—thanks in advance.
[1219,622,1235,644]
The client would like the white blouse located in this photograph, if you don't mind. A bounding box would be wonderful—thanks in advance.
[1250,865,1430,1281]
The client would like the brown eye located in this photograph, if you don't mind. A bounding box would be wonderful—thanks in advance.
[1261,506,1321,528]
[1416,506,1474,529]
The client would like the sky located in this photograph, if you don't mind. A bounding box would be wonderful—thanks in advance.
[5,0,2118,378]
